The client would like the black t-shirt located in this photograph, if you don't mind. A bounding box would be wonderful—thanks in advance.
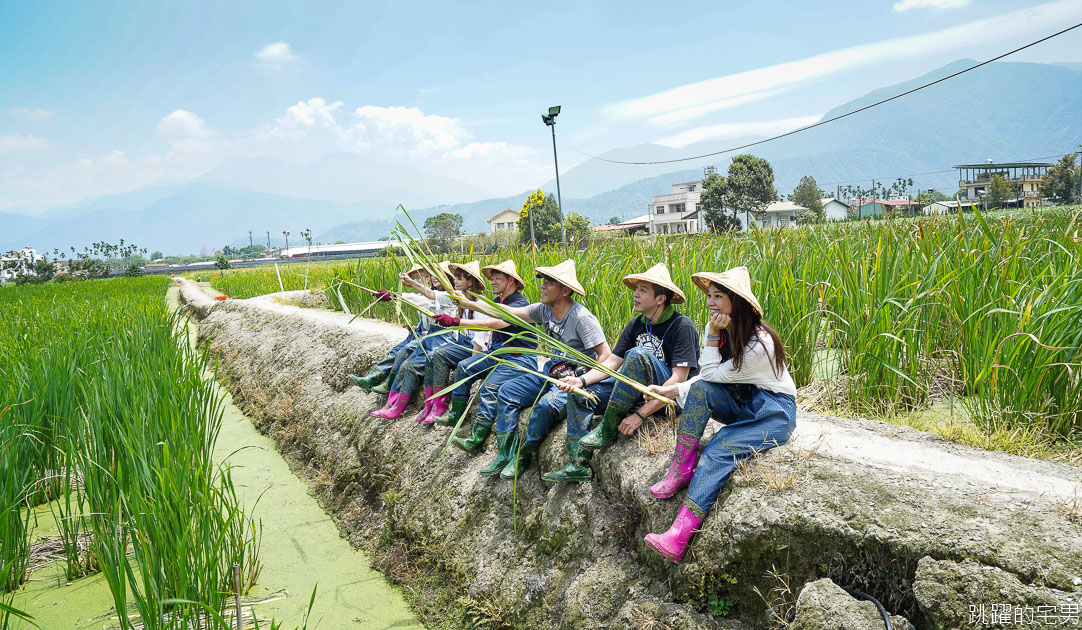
[492,291,537,349]
[612,310,700,375]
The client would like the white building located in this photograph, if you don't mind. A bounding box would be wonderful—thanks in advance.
[822,198,850,222]
[737,201,808,230]
[0,247,42,283]
[648,181,703,235]
[487,208,521,234]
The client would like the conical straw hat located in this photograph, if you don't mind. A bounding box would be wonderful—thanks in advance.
[432,260,454,286]
[691,266,763,315]
[622,262,686,304]
[533,259,585,297]
[406,263,425,276]
[481,259,525,289]
[449,260,486,289]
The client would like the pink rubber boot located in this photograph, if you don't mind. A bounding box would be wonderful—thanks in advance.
[370,391,400,418]
[424,394,450,425]
[380,392,411,420]
[644,505,702,564]
[650,434,699,498]
[412,387,434,423]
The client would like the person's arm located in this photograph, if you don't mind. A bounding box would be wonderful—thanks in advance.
[399,273,435,300]
[456,296,535,326]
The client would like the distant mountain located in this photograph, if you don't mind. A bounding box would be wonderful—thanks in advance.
[0,212,44,248]
[196,153,493,207]
[386,59,1082,230]
[4,184,387,255]
[13,59,1082,255]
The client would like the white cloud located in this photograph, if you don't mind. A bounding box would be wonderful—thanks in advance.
[9,106,54,121]
[349,105,467,156]
[155,109,222,153]
[893,0,971,11]
[255,41,297,63]
[0,134,50,153]
[655,115,822,148]
[605,0,1077,127]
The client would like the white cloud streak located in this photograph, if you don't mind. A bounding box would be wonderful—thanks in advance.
[9,106,54,121]
[655,115,822,148]
[893,0,971,12]
[605,0,1079,128]
[0,134,50,153]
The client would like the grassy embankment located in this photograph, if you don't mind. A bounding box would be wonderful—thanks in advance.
[208,206,1082,463]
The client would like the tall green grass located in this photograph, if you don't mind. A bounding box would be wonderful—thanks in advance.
[0,277,260,629]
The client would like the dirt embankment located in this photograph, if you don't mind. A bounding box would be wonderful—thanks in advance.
[177,279,1082,630]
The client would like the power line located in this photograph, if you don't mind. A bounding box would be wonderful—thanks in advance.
[572,23,1082,166]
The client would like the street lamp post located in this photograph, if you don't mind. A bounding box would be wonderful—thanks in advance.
[283,231,290,254]
[541,105,566,250]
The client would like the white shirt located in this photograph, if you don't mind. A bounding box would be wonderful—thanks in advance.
[676,330,797,407]
[399,291,456,328]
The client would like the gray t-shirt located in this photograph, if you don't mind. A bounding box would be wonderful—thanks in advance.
[524,301,607,359]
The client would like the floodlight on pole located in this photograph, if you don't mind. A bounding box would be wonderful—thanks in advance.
[542,105,566,251]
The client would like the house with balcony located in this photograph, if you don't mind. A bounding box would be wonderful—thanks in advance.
[647,181,703,235]
[487,208,521,234]
[736,201,808,229]
[954,161,1052,209]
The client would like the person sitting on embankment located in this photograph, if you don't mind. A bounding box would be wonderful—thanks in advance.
[545,262,701,483]
[642,266,796,564]
[453,259,610,479]
[430,260,536,432]
[347,263,430,392]
[369,261,460,419]
[407,260,491,425]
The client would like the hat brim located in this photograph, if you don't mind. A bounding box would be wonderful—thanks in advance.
[621,275,686,304]
[691,272,763,315]
[449,262,486,289]
[535,269,585,297]
[482,265,525,289]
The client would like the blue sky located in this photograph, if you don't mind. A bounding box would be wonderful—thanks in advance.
[3,0,1082,211]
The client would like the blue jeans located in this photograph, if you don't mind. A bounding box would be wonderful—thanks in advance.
[494,358,560,436]
[391,330,450,397]
[681,380,796,517]
[471,353,537,428]
[531,378,615,443]
[565,347,675,438]
[428,336,473,389]
[376,333,413,373]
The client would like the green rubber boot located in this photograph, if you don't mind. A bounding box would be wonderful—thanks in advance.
[542,438,593,483]
[452,420,492,453]
[370,369,396,395]
[479,431,515,476]
[500,439,538,480]
[348,367,388,392]
[579,405,627,452]
[434,397,469,427]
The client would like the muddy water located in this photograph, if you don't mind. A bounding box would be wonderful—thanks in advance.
[8,288,421,629]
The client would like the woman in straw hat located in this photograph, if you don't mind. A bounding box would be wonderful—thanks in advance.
[544,262,701,483]
[370,261,460,419]
[642,266,796,564]
[454,259,610,479]
[431,260,536,435]
[347,263,431,393]
[408,260,489,425]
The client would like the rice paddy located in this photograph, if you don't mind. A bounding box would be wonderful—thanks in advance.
[209,205,1082,456]
[1,277,260,629]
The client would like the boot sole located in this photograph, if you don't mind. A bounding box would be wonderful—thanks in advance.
[644,536,683,564]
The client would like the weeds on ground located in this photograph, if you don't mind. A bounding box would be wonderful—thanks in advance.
[733,438,823,493]
[1054,487,1082,524]
[458,593,514,630]
[752,566,796,628]
[629,606,673,630]
[636,415,676,455]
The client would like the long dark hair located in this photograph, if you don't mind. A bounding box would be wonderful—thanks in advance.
[715,283,787,378]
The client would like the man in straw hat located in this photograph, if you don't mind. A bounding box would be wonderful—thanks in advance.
[429,260,536,434]
[454,259,610,479]
[347,263,431,392]
[642,266,796,564]
[370,261,461,419]
[544,262,700,482]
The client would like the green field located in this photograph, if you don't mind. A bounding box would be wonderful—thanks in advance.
[210,207,1082,456]
[0,277,259,629]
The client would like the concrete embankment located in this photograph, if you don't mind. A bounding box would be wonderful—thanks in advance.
[178,278,1082,630]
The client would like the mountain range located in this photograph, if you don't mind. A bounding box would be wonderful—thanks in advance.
[3,59,1081,255]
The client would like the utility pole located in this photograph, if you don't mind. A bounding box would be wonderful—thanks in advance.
[248,230,253,250]
[266,231,271,249]
[1077,144,1081,204]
